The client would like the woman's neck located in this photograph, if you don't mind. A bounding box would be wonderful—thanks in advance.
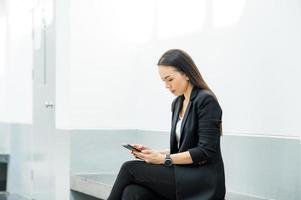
[183,84,194,101]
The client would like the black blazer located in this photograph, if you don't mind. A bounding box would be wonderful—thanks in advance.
[171,87,225,200]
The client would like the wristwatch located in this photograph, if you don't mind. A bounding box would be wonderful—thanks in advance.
[164,154,173,166]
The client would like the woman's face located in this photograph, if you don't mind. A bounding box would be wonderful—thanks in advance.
[158,65,190,96]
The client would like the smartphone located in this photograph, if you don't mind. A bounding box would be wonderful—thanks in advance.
[122,143,141,152]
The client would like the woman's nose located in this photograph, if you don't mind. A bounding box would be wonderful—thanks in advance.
[165,83,170,89]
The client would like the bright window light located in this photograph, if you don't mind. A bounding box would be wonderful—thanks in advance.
[3,0,33,123]
[0,15,7,121]
[212,0,246,28]
[97,0,155,44]
[156,0,206,39]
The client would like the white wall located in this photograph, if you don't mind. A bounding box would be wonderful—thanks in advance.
[57,0,301,137]
[0,0,33,155]
[0,1,9,153]
[0,123,9,153]
[6,124,32,198]
[0,0,33,124]
[0,0,7,123]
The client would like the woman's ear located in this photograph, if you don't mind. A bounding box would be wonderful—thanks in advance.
[181,72,189,81]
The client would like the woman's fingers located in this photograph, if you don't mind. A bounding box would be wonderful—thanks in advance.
[132,144,143,150]
[134,152,147,160]
[141,150,152,154]
[134,150,163,164]
[134,155,142,160]
[132,144,151,151]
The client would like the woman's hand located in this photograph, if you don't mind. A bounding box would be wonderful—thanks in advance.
[131,144,150,151]
[130,144,150,160]
[133,149,165,165]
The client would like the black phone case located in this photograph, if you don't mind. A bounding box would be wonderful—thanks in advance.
[122,144,141,152]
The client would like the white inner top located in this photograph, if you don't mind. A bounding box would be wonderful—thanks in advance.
[176,115,183,147]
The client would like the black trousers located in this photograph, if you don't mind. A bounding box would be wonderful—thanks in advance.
[107,160,176,200]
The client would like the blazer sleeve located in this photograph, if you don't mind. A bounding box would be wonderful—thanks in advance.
[188,94,222,165]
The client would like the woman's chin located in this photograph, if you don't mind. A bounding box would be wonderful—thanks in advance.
[172,92,179,96]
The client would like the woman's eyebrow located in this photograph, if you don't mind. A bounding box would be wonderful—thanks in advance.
[162,74,171,81]
[161,72,176,81]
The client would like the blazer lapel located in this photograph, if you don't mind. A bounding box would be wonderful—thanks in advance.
[171,98,182,131]
[178,102,191,147]
[170,96,183,153]
[180,102,191,134]
[179,87,200,148]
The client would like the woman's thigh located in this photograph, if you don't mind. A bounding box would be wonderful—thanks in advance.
[122,184,167,200]
[122,160,176,200]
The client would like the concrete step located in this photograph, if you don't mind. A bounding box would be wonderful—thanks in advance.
[0,193,29,200]
[70,173,270,200]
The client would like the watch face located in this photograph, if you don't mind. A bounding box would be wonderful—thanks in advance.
[165,159,172,166]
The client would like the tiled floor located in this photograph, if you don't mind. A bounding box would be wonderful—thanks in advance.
[0,193,28,200]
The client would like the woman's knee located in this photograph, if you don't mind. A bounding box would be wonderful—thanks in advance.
[121,184,155,200]
[121,184,138,200]
[120,160,141,172]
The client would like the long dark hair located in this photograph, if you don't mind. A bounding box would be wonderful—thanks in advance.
[157,49,223,135]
